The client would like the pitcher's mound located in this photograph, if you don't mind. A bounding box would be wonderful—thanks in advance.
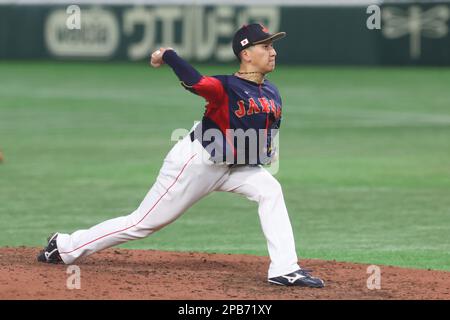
[1,247,449,299]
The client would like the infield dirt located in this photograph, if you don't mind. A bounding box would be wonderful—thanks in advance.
[1,247,449,300]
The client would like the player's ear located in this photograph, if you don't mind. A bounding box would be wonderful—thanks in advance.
[240,48,252,63]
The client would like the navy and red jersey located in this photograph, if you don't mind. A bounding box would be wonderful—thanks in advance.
[163,50,282,165]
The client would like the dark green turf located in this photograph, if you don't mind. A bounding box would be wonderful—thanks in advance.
[1,61,449,271]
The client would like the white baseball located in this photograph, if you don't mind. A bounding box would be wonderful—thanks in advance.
[151,49,163,67]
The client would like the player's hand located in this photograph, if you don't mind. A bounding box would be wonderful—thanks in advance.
[150,47,173,68]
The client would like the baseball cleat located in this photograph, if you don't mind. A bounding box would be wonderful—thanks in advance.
[37,233,63,264]
[268,269,325,288]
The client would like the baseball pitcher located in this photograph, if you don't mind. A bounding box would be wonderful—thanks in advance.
[37,24,324,288]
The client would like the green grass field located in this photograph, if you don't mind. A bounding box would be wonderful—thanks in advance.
[1,61,450,271]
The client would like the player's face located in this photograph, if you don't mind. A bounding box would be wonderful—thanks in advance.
[249,41,277,74]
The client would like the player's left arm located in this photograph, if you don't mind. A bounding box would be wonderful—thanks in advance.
[149,48,225,103]
[271,84,283,130]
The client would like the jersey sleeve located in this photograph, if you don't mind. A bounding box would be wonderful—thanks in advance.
[271,82,283,129]
[162,50,225,103]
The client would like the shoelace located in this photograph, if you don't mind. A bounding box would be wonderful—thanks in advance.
[297,269,314,277]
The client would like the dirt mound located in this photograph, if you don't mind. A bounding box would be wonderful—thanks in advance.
[0,247,449,300]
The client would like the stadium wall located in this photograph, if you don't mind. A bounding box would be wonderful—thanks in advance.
[0,1,449,65]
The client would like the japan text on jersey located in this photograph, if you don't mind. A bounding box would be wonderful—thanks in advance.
[163,49,282,165]
[188,75,282,165]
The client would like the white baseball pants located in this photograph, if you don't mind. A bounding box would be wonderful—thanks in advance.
[57,133,300,278]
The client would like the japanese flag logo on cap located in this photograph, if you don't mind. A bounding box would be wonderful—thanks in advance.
[240,38,249,46]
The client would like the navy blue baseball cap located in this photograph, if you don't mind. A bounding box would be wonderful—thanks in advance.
[232,23,286,58]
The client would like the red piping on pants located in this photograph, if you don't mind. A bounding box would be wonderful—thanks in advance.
[60,154,197,255]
